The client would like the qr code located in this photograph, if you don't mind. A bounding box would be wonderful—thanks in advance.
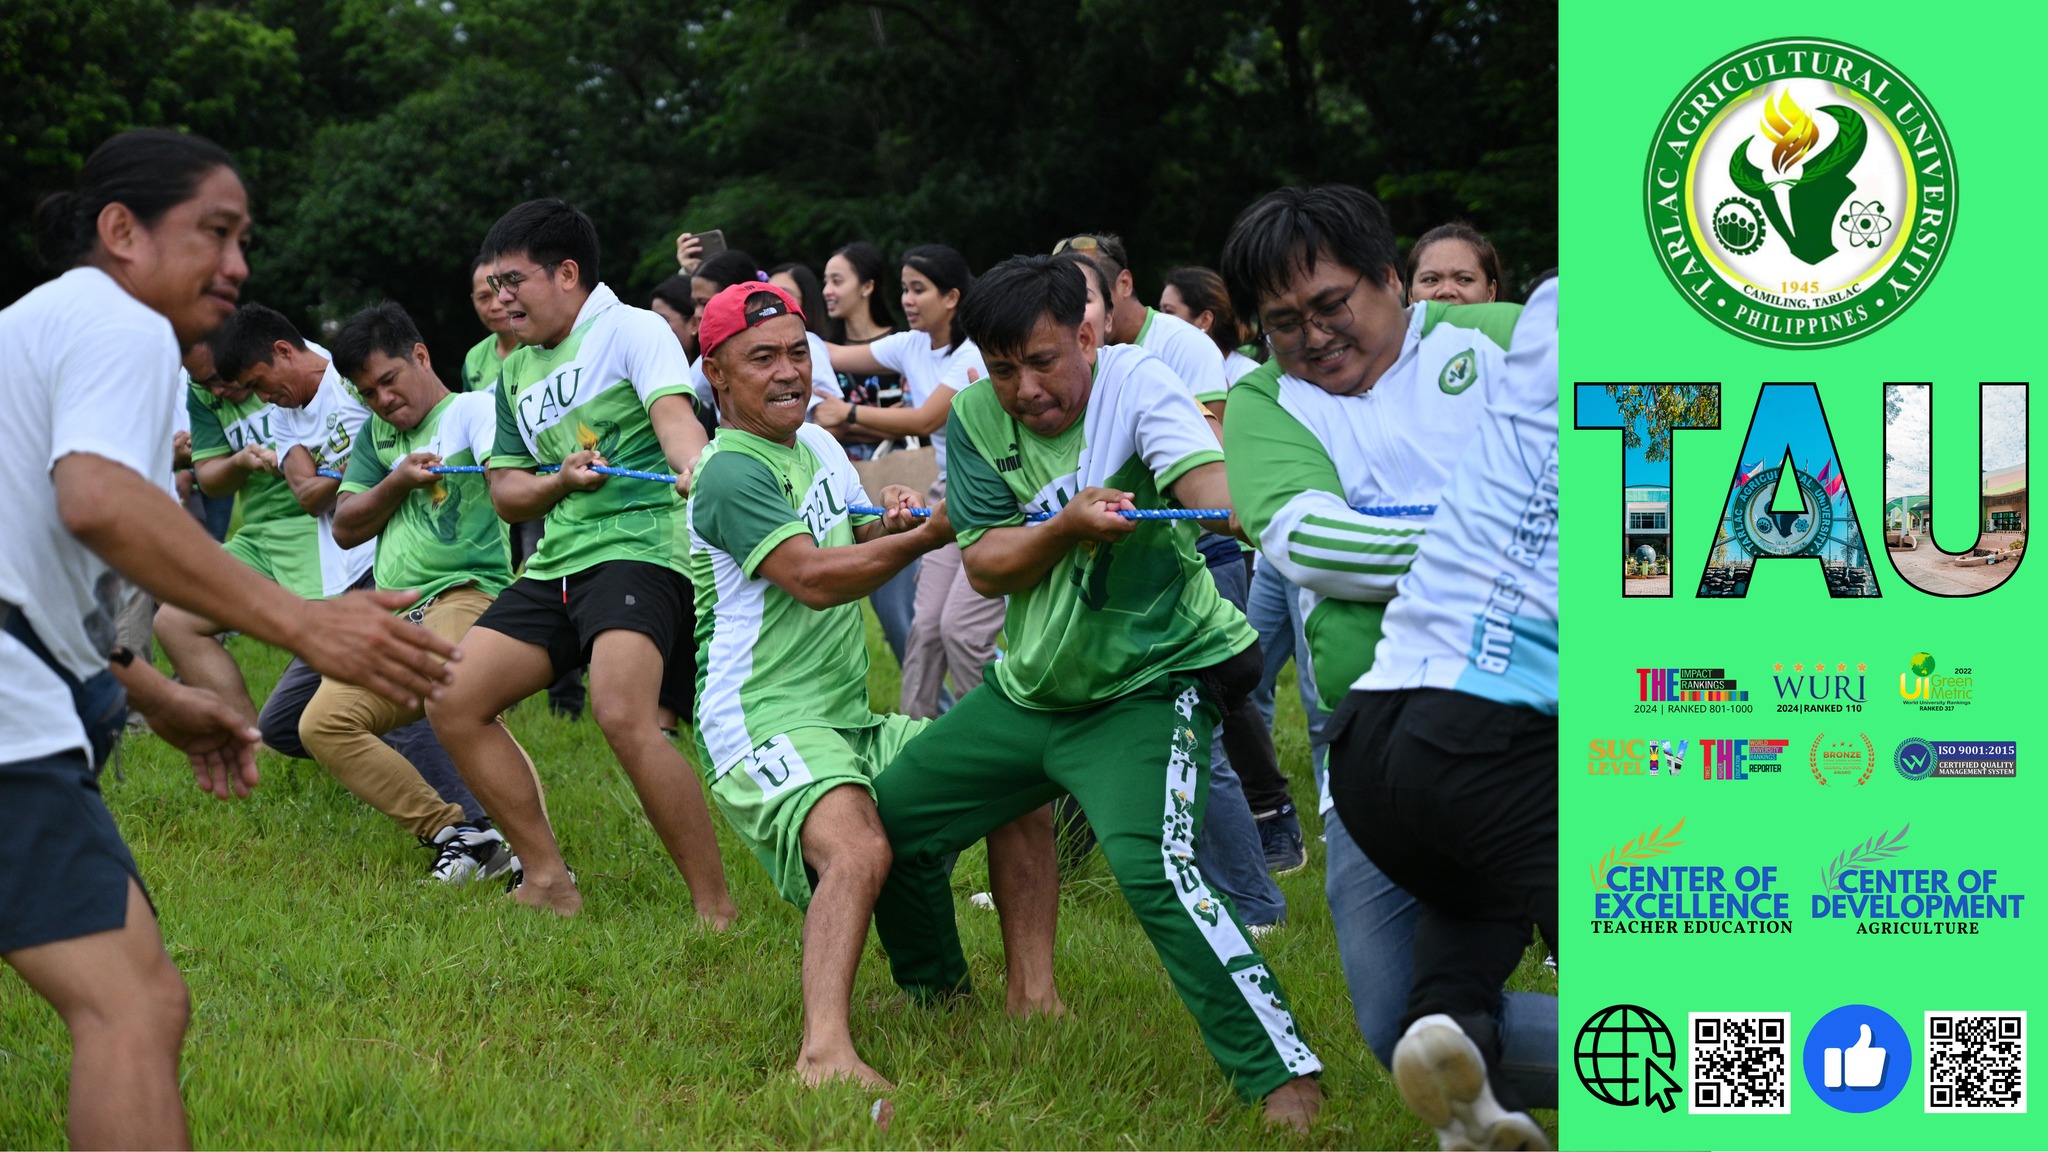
[1926,1012,2026,1113]
[1688,1012,1790,1113]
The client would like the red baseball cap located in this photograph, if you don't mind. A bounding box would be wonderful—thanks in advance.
[697,281,806,358]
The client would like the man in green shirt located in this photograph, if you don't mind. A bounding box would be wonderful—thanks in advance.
[424,199,732,925]
[462,254,518,393]
[869,257,1323,1131]
[687,282,957,1088]
[293,301,517,883]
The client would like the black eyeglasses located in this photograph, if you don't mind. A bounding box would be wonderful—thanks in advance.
[485,262,561,295]
[1260,273,1367,353]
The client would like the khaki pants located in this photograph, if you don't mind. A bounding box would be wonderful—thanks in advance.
[298,587,493,838]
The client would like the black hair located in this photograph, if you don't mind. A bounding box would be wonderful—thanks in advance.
[469,252,493,276]
[1162,266,1243,357]
[696,249,764,292]
[479,198,600,289]
[1219,185,1400,331]
[33,128,236,271]
[768,261,829,337]
[1407,221,1504,298]
[958,255,1085,360]
[650,274,697,318]
[331,301,427,381]
[1052,250,1114,315]
[826,242,896,340]
[900,244,976,351]
[209,303,307,383]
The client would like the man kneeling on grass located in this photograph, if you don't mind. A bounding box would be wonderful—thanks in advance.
[687,282,1059,1088]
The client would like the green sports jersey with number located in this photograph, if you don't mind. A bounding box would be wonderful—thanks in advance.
[492,284,695,579]
[462,333,506,393]
[340,391,512,606]
[686,423,881,777]
[947,344,1253,711]
[1224,299,1521,709]
[186,383,297,526]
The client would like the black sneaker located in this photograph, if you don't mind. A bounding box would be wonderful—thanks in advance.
[1258,805,1308,875]
[426,823,515,884]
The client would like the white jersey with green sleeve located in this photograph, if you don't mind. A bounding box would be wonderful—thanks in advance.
[871,330,985,477]
[686,423,881,778]
[1223,349,1261,387]
[491,284,695,580]
[1360,280,1558,713]
[186,383,294,524]
[1224,300,1521,708]
[462,333,506,393]
[188,344,375,597]
[946,344,1253,711]
[1135,307,1230,405]
[340,391,512,606]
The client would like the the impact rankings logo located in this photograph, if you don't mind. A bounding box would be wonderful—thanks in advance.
[1643,37,1954,347]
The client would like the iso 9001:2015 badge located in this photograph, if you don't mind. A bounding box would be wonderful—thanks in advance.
[1644,37,1954,348]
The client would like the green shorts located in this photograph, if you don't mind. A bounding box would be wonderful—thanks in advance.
[709,714,929,908]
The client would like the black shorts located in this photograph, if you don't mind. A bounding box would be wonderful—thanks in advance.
[0,751,151,954]
[474,560,697,719]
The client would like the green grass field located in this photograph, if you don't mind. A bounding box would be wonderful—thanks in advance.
[0,616,1556,1148]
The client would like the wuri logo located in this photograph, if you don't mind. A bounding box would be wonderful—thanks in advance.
[1771,660,1867,710]
[1644,38,1953,347]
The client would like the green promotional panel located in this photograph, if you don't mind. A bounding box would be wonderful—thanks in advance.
[1563,4,2039,1147]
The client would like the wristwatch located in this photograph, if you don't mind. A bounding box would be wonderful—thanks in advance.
[849,404,860,426]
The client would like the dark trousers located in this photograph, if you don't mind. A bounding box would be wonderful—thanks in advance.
[1328,687,1557,1110]
[1202,540,1291,816]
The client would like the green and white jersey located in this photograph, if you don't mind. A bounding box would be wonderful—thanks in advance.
[187,382,294,524]
[340,390,512,606]
[462,333,507,393]
[1224,300,1521,709]
[1135,307,1230,405]
[1223,349,1261,387]
[948,344,1253,711]
[491,284,695,579]
[686,423,881,778]
[188,343,375,597]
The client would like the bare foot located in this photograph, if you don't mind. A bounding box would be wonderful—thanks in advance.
[510,870,582,917]
[1006,987,1070,1019]
[796,1049,894,1091]
[696,901,739,931]
[1262,1075,1321,1134]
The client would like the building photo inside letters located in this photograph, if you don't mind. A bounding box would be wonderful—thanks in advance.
[0,1,1560,1148]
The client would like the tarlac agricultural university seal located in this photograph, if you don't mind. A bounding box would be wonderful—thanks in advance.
[1644,38,1954,348]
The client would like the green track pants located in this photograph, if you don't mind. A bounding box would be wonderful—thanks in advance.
[871,668,1322,1102]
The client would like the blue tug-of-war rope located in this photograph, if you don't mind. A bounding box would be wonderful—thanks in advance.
[310,464,1436,519]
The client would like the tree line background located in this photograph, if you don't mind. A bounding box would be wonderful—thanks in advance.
[3,0,1556,376]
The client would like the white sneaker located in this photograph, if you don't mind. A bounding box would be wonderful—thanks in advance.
[1391,1014,1552,1151]
[427,823,515,883]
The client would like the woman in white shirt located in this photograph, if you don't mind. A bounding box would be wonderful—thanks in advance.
[814,245,1001,717]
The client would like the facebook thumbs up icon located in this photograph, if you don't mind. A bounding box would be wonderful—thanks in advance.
[1824,1024,1886,1088]
[1805,1006,1910,1112]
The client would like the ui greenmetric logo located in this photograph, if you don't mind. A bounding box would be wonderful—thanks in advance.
[1644,38,1954,347]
